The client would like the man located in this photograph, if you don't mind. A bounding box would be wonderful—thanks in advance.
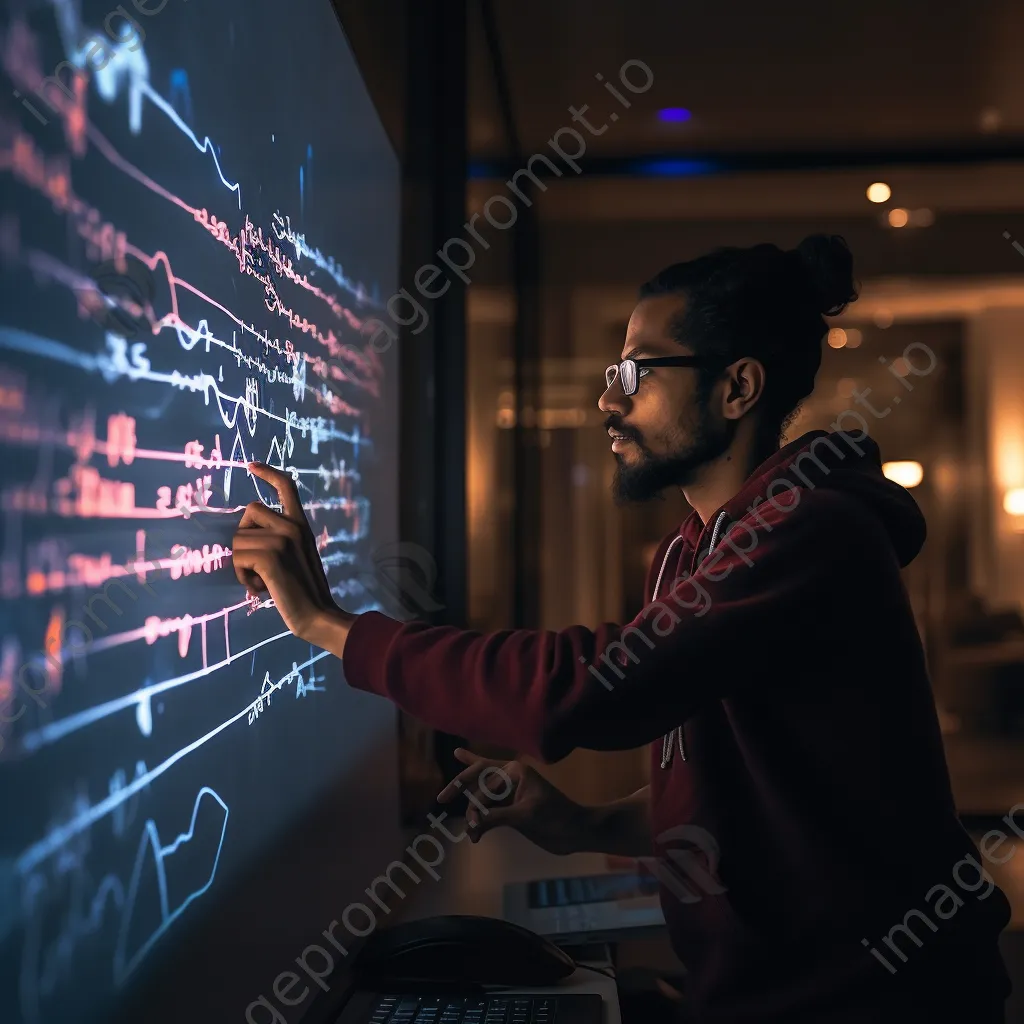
[232,235,1011,1023]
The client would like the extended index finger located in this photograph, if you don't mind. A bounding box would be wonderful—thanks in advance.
[248,461,304,520]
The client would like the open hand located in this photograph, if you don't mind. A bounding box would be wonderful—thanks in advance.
[231,462,348,643]
[437,748,587,853]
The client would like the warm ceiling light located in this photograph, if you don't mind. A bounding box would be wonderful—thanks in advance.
[1005,488,1024,516]
[883,461,924,488]
[980,108,1003,133]
[888,208,910,228]
[845,328,863,348]
[827,328,847,349]
[867,182,892,203]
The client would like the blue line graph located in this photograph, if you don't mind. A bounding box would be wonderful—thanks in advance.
[20,630,294,753]
[18,870,126,1022]
[113,787,229,982]
[49,0,242,206]
[16,652,331,875]
[17,787,229,1020]
[138,82,242,207]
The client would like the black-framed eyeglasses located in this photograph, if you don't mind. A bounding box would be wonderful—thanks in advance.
[604,356,711,397]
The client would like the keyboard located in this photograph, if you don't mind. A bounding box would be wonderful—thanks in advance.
[368,995,558,1023]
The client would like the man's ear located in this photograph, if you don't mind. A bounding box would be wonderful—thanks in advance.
[723,358,766,419]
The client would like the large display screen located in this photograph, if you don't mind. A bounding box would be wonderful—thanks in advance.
[0,1,400,1021]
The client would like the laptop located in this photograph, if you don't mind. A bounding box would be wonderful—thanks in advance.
[302,917,605,1024]
[333,991,603,1023]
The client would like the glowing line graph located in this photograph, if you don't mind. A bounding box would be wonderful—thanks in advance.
[0,322,358,454]
[16,651,331,874]
[2,1,388,1003]
[122,243,377,389]
[24,543,236,607]
[137,81,241,206]
[85,115,199,219]
[84,121,374,319]
[85,594,255,660]
[18,865,127,1021]
[19,787,229,1014]
[272,210,378,305]
[0,405,364,500]
[43,0,242,204]
[112,785,230,982]
[3,62,379,318]
[19,629,294,754]
[0,125,381,405]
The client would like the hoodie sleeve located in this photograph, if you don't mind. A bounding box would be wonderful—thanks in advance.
[341,489,887,762]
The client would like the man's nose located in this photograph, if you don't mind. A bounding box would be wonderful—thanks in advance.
[598,378,630,417]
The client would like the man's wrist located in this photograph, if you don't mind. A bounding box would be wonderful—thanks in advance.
[306,605,357,656]
[577,793,653,857]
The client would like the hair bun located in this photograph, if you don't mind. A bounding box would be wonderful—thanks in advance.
[791,234,859,316]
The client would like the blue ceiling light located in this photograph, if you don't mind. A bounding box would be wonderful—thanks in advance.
[657,107,692,123]
[631,157,716,177]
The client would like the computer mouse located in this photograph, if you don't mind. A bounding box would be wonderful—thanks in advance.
[353,915,578,987]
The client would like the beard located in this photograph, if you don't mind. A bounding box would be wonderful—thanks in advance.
[610,409,736,504]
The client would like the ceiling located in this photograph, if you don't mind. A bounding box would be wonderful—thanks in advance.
[470,0,1024,158]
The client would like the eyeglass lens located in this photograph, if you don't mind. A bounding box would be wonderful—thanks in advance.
[605,360,637,395]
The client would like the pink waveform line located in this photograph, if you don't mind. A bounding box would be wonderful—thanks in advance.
[4,23,378,325]
[85,122,202,220]
[195,210,366,328]
[60,503,245,520]
[1,21,89,156]
[4,487,246,520]
[87,129,371,332]
[133,448,249,470]
[122,243,379,399]
[0,418,302,478]
[26,541,232,596]
[0,129,379,402]
[86,596,269,660]
[1,31,384,408]
[0,268,356,436]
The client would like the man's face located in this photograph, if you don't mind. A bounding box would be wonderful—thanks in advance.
[598,294,735,503]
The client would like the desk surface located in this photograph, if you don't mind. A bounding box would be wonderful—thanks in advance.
[400,829,622,1024]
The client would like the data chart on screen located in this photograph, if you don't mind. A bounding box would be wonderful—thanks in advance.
[0,1,400,1021]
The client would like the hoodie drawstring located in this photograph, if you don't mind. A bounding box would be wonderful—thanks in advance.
[659,510,729,770]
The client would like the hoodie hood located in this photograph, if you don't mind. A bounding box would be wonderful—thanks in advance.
[681,430,926,569]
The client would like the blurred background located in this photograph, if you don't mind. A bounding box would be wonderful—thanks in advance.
[452,0,1024,816]
[355,0,1024,1012]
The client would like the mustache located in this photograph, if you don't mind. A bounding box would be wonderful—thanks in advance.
[603,416,643,444]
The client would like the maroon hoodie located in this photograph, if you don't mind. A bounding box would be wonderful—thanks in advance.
[342,430,1011,1022]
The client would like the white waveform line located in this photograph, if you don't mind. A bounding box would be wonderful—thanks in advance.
[272,211,377,306]
[15,651,330,876]
[112,786,229,983]
[48,0,242,206]
[101,334,350,448]
[20,629,293,754]
[0,326,360,453]
[16,240,369,417]
[16,237,377,424]
[0,416,362,498]
[137,82,241,207]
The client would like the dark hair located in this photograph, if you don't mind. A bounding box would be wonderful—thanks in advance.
[638,234,859,438]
